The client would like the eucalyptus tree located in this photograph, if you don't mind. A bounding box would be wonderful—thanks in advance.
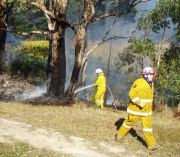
[0,0,32,72]
[0,0,152,101]
[127,38,157,69]
[140,0,180,105]
[139,0,180,67]
[31,0,74,97]
[30,0,148,99]
[0,0,68,97]
[157,44,180,105]
[66,0,148,96]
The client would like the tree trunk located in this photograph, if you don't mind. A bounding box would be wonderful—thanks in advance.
[141,55,144,70]
[0,0,7,73]
[47,23,66,97]
[46,32,52,78]
[45,0,68,98]
[66,26,86,96]
[105,42,112,105]
[79,57,87,87]
[79,34,88,87]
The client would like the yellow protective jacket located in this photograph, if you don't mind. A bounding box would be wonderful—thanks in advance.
[94,72,106,91]
[127,77,154,116]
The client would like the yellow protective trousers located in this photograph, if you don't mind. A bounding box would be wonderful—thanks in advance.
[95,88,105,108]
[116,114,156,148]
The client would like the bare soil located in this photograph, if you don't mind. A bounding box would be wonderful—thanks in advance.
[0,117,137,157]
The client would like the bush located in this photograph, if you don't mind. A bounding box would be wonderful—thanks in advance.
[8,41,48,80]
[157,43,180,106]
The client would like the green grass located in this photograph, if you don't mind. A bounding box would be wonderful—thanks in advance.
[0,142,67,157]
[0,102,179,157]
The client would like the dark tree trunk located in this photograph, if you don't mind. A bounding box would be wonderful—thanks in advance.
[47,23,66,97]
[66,26,86,96]
[46,32,53,78]
[0,1,7,73]
[44,0,68,98]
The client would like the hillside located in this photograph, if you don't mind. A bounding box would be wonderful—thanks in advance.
[0,101,179,157]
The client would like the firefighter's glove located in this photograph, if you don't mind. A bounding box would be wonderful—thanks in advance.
[91,84,96,87]
[136,100,146,109]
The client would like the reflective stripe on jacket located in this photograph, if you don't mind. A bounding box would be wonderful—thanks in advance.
[127,77,154,116]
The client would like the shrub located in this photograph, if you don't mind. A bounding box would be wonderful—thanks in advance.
[8,41,48,80]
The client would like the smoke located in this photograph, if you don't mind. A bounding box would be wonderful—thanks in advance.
[15,83,47,101]
[6,33,22,44]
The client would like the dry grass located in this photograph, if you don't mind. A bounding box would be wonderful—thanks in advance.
[0,101,179,157]
[0,102,123,142]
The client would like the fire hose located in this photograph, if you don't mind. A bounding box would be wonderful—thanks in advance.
[74,84,117,110]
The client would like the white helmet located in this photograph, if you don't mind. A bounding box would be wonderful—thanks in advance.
[142,67,156,75]
[95,68,103,74]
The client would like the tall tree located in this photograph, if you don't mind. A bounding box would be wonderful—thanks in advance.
[31,0,149,99]
[0,0,33,73]
[158,44,180,105]
[1,0,150,101]
[140,0,180,105]
[139,0,180,67]
[31,0,73,97]
[66,0,146,96]
[0,0,8,72]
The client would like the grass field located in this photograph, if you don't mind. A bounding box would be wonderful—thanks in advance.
[0,101,179,157]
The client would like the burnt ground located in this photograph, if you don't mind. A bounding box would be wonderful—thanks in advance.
[0,73,74,105]
[1,73,178,117]
[0,74,34,101]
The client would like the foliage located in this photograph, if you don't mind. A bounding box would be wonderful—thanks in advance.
[8,0,48,36]
[21,41,49,60]
[157,43,180,106]
[139,0,180,106]
[67,0,84,20]
[115,49,136,73]
[128,38,157,59]
[115,38,157,74]
[139,0,180,41]
[8,41,48,80]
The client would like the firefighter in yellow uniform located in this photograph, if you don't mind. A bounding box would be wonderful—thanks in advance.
[92,68,106,108]
[115,67,159,151]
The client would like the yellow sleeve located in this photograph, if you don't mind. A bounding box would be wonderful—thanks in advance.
[129,80,139,102]
[94,76,100,87]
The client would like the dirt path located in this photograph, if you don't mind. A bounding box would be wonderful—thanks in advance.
[0,118,138,157]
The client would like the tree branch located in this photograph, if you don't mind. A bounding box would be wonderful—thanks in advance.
[91,0,147,23]
[0,28,49,36]
[31,1,56,20]
[90,12,117,23]
[82,0,96,26]
[85,22,139,57]
[86,35,131,57]
[134,0,151,6]
[16,30,49,36]
[31,1,77,32]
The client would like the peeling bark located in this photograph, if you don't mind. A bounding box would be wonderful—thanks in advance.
[67,26,86,96]
[47,23,66,97]
[32,0,68,98]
